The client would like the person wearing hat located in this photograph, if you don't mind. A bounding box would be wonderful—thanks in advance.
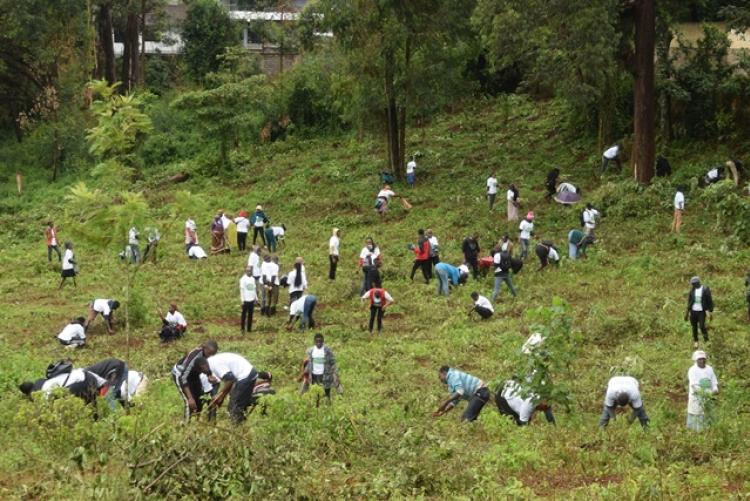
[687,350,719,431]
[328,228,341,280]
[233,210,250,251]
[434,262,469,296]
[599,375,649,429]
[684,276,714,348]
[518,212,535,260]
[433,366,490,422]
[251,205,269,246]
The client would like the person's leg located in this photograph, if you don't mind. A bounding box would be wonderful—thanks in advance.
[599,404,614,427]
[377,306,384,333]
[569,242,577,259]
[476,306,493,319]
[237,232,245,251]
[698,311,708,341]
[504,276,517,297]
[260,228,267,247]
[410,260,421,280]
[329,255,335,280]
[174,373,191,422]
[495,394,523,426]
[520,239,529,259]
[632,405,649,428]
[543,407,556,425]
[270,285,279,315]
[461,387,490,422]
[470,258,479,279]
[252,227,258,245]
[247,300,254,332]
[241,301,250,331]
[368,305,376,333]
[488,193,495,210]
[421,260,431,282]
[492,276,502,302]
[690,311,699,343]
[48,246,53,262]
[600,156,609,175]
[228,375,256,423]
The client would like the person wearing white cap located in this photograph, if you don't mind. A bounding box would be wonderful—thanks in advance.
[251,205,269,246]
[687,351,719,431]
[599,375,649,429]
[684,276,714,348]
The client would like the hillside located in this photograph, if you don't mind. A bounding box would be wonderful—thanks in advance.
[0,96,748,499]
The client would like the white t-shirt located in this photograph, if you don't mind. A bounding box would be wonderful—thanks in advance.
[311,346,326,375]
[474,295,494,313]
[247,252,261,277]
[406,160,416,174]
[377,189,395,200]
[234,216,250,233]
[604,376,643,408]
[692,286,704,311]
[487,176,498,195]
[93,299,112,316]
[583,208,599,229]
[120,370,145,401]
[42,369,105,395]
[501,380,537,423]
[209,352,254,382]
[221,214,232,231]
[506,189,515,201]
[674,192,685,210]
[62,249,75,270]
[287,267,308,294]
[165,311,187,328]
[359,246,380,267]
[707,168,720,181]
[428,235,439,256]
[603,145,619,159]
[329,235,340,256]
[128,228,139,245]
[290,295,308,316]
[548,247,560,262]
[240,274,258,302]
[260,261,280,285]
[687,364,718,415]
[519,220,534,240]
[458,264,469,276]
[272,226,285,237]
[185,219,197,244]
[57,323,85,343]
[188,245,207,259]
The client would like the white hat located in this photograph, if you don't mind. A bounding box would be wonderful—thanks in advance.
[692,350,707,361]
[256,205,263,211]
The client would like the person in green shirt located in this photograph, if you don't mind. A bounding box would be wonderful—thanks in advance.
[568,229,592,260]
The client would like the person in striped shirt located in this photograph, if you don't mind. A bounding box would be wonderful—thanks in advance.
[433,366,491,422]
[172,341,218,422]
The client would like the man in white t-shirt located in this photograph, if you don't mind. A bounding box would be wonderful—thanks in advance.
[486,173,498,211]
[260,255,280,316]
[686,350,719,431]
[233,210,250,251]
[57,317,87,348]
[599,375,649,428]
[470,291,494,319]
[328,228,340,280]
[672,187,685,234]
[86,298,121,334]
[128,226,141,263]
[518,212,534,259]
[582,204,600,236]
[247,245,262,288]
[495,379,556,426]
[406,156,417,188]
[601,144,622,175]
[208,352,271,423]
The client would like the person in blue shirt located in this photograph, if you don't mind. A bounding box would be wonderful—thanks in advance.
[434,262,469,296]
[251,205,269,246]
[433,366,491,422]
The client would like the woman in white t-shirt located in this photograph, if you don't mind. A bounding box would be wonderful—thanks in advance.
[287,257,308,304]
[329,228,340,280]
[358,237,381,294]
[233,210,250,251]
[300,333,340,404]
[507,183,520,221]
[59,242,77,289]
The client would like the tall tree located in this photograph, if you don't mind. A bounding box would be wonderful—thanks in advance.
[182,0,237,82]
[96,0,117,84]
[632,0,655,183]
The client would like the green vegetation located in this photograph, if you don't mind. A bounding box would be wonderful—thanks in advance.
[0,96,748,498]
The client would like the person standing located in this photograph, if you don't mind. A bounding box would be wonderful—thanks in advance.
[240,266,257,333]
[491,250,517,301]
[287,257,308,304]
[328,228,340,280]
[251,205,269,247]
[599,375,649,429]
[601,144,622,175]
[518,212,534,260]
[687,350,719,431]
[59,242,77,289]
[172,341,218,422]
[300,333,340,405]
[233,210,250,251]
[409,229,432,283]
[426,228,440,268]
[247,245,262,290]
[209,213,228,255]
[582,204,600,237]
[470,291,494,319]
[288,294,317,331]
[185,217,198,253]
[434,262,469,296]
[685,276,714,348]
[358,237,381,294]
[433,366,491,422]
[209,352,271,424]
[142,227,160,264]
[128,226,141,263]
[45,221,61,262]
[362,286,394,335]
[495,379,556,426]
[406,156,417,188]
[499,233,514,256]
[462,233,481,280]
[486,172,498,211]
[260,255,280,316]
[672,186,685,234]
[507,183,520,222]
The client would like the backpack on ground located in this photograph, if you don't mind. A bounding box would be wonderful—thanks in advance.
[46,360,73,379]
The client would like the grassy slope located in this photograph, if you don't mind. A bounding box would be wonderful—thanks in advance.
[0,95,749,499]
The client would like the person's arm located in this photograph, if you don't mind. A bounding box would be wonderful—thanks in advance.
[685,291,692,320]
[182,383,197,412]
[384,291,394,307]
[705,288,714,313]
[433,392,462,417]
[210,378,235,409]
[105,314,114,334]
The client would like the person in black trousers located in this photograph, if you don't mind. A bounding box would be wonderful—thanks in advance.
[409,228,432,283]
[684,276,714,347]
[461,233,481,280]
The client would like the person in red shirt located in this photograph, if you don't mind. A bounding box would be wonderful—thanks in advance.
[409,228,432,283]
[45,221,61,262]
[361,287,394,335]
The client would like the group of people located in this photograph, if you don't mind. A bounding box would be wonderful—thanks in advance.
[185,207,286,258]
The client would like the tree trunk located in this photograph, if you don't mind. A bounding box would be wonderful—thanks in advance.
[383,49,400,178]
[139,0,146,85]
[122,25,131,91]
[128,12,139,90]
[97,1,116,85]
[655,23,673,144]
[632,0,656,183]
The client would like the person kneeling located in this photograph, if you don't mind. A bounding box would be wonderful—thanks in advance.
[57,317,87,348]
[470,292,494,319]
[158,303,188,342]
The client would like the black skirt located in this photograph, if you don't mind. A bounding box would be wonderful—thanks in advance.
[61,268,76,278]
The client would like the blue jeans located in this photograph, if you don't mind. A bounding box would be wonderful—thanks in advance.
[599,404,649,428]
[407,173,415,187]
[129,244,141,263]
[435,268,450,296]
[492,274,516,301]
[301,295,317,331]
[568,238,578,260]
[520,239,530,259]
